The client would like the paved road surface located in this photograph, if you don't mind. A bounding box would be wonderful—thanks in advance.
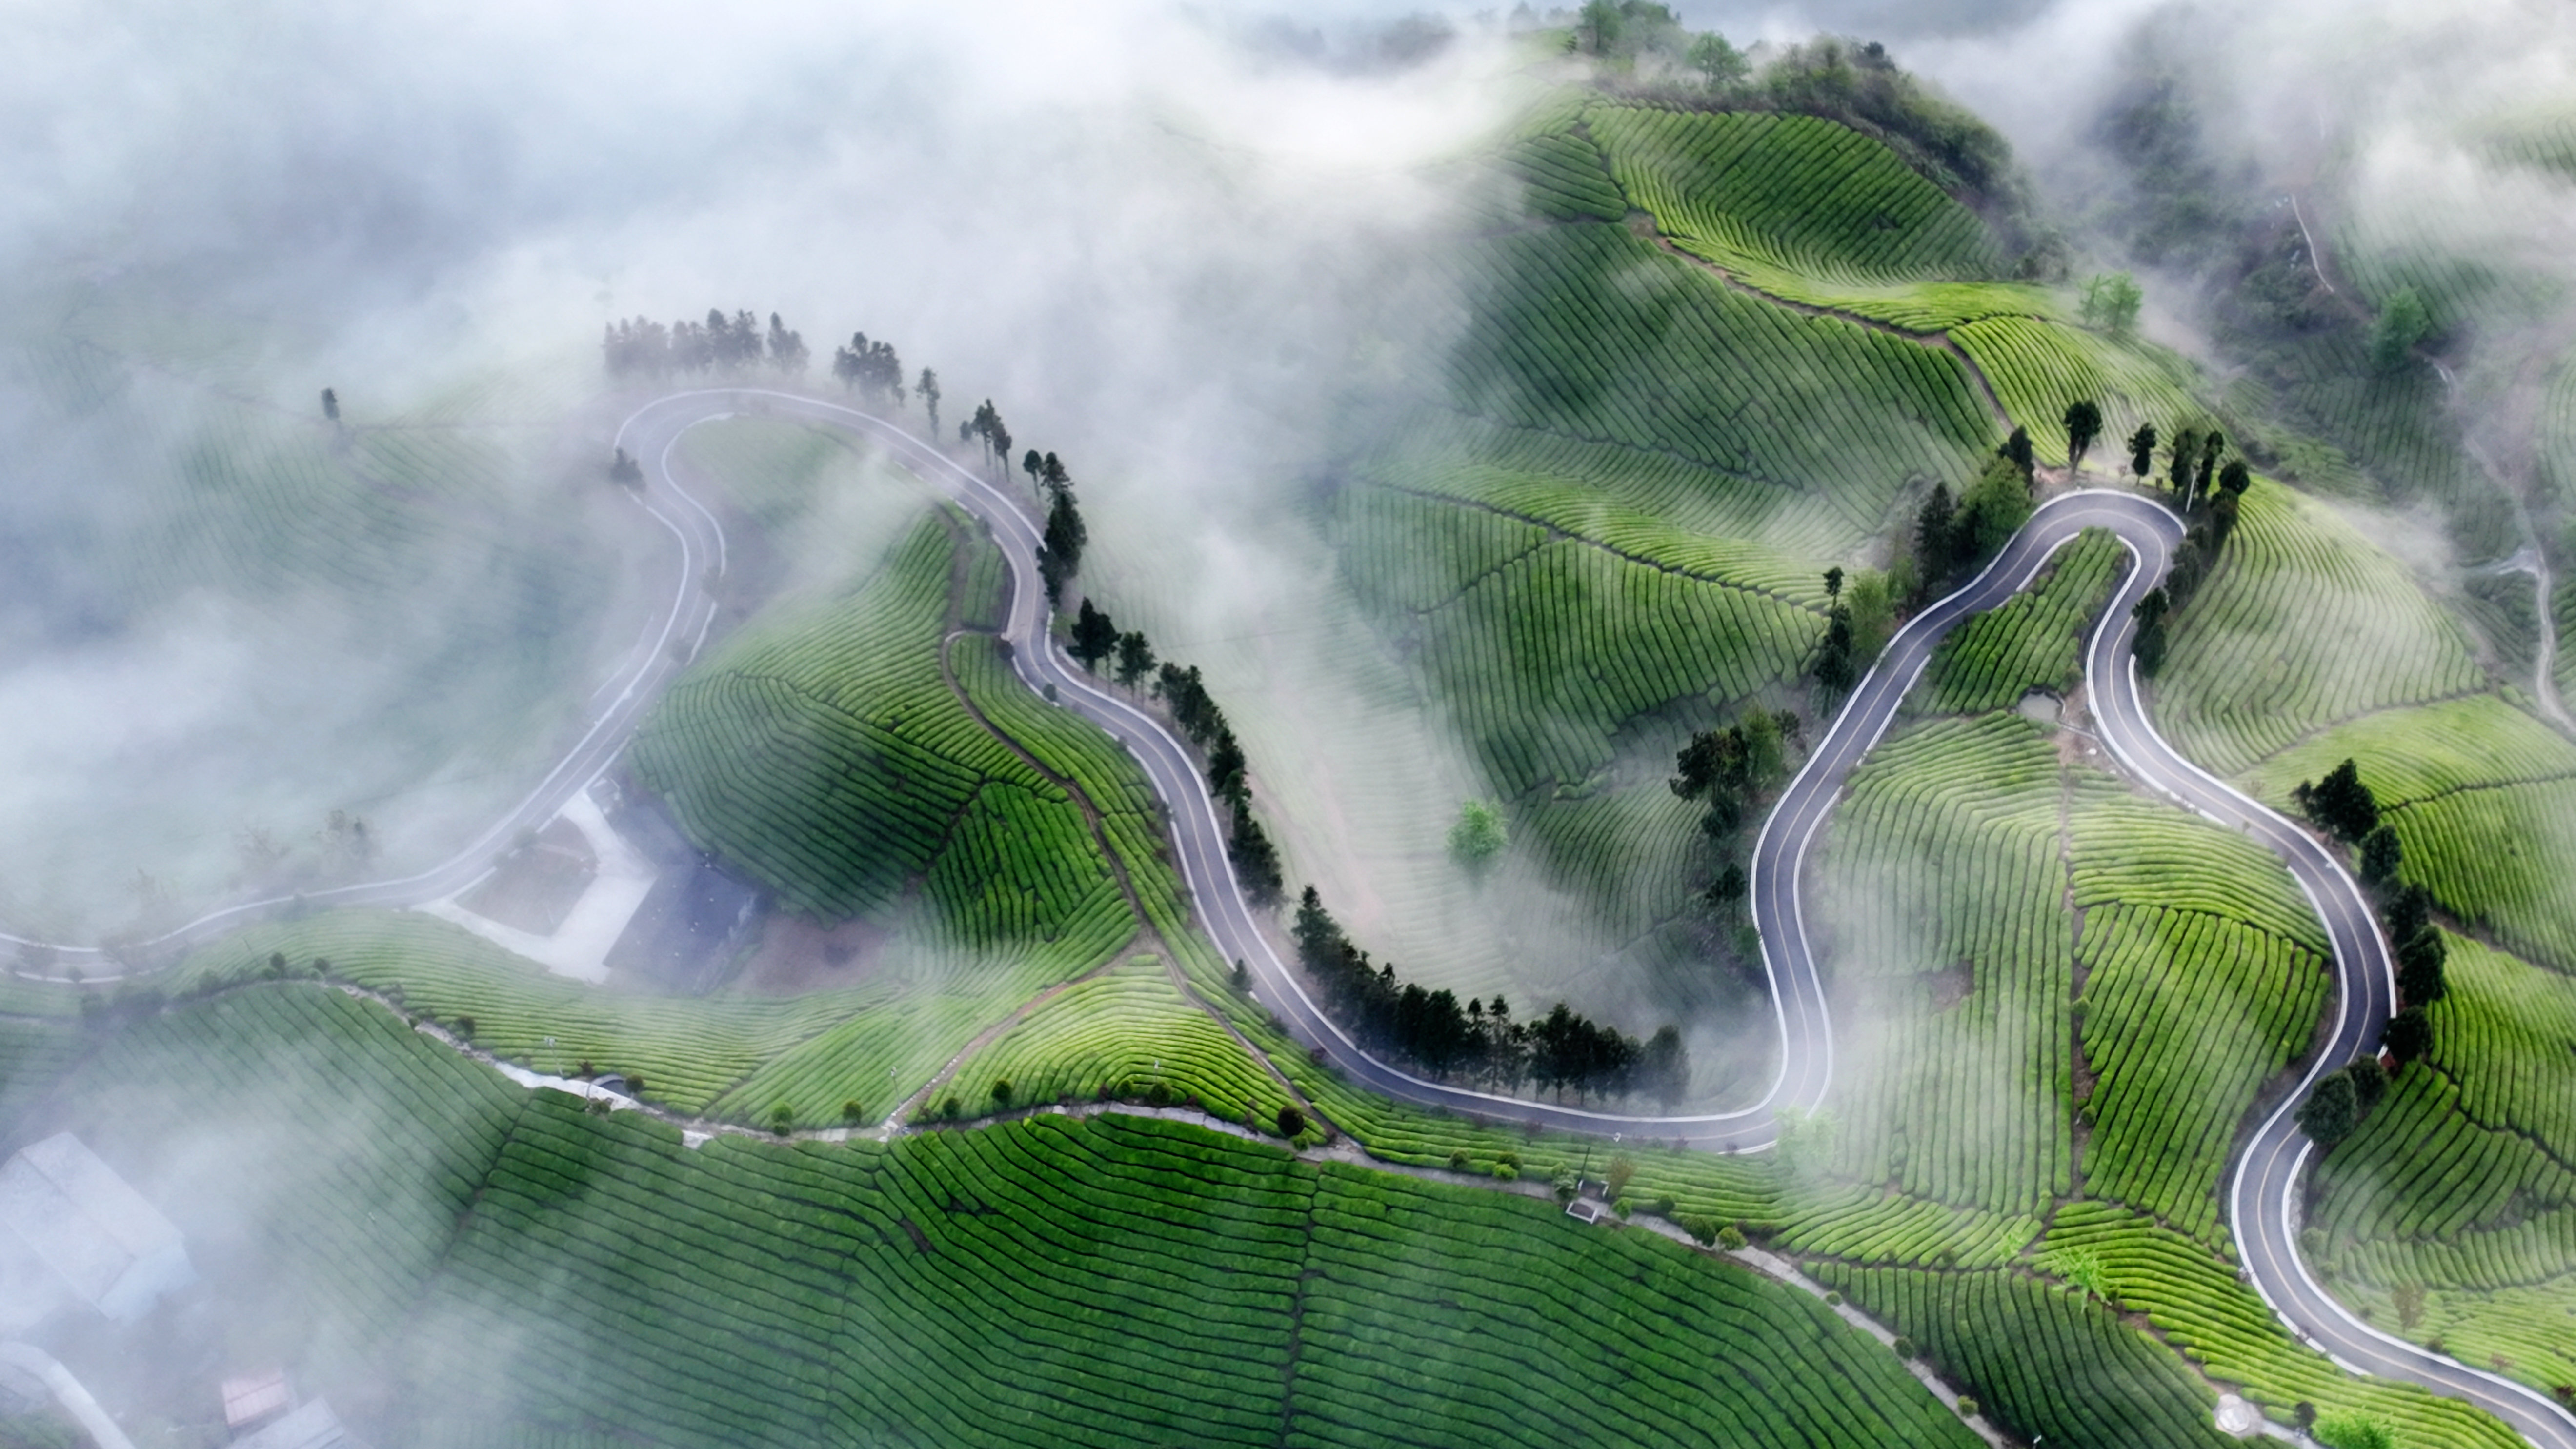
[663,397,2576,1449]
[12,385,2567,1447]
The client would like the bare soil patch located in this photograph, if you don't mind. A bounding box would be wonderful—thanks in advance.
[730,909,896,995]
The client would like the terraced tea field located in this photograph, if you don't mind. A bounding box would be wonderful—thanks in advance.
[27,984,1987,1449]
[2153,479,2485,775]
[2310,933,2576,1399]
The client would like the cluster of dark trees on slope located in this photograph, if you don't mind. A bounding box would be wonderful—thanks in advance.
[603,309,812,378]
[2292,759,2450,1147]
[1290,888,1689,1104]
[2118,418,2252,674]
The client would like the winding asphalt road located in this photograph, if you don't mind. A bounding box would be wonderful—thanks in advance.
[13,383,2568,1446]
[0,399,728,973]
[645,397,2572,1448]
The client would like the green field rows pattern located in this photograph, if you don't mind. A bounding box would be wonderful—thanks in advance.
[1817,1261,2232,1449]
[633,509,1129,943]
[173,910,1099,1129]
[1813,715,2073,1217]
[1336,484,1820,795]
[2154,480,2483,775]
[945,954,1293,1127]
[1497,127,1625,222]
[2312,934,2576,1396]
[1950,318,2207,470]
[1919,529,2123,715]
[1586,106,2002,283]
[2243,694,2576,974]
[1770,1188,2039,1269]
[38,990,1987,1449]
[1448,222,1993,535]
[2075,903,2324,1240]
[2040,1204,2526,1448]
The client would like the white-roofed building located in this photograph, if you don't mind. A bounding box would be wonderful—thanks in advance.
[0,1132,194,1331]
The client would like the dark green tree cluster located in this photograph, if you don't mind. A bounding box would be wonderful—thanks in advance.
[2127,425,2253,675]
[962,401,1012,480]
[1151,662,1284,906]
[1811,568,1859,696]
[916,369,941,440]
[1909,450,2035,604]
[603,309,809,376]
[2293,758,2379,843]
[2382,882,2448,1009]
[1291,888,1689,1104]
[1671,708,1797,908]
[2130,587,2172,676]
[1029,452,1087,605]
[831,331,906,405]
[2295,1057,2388,1148]
[2063,399,2104,474]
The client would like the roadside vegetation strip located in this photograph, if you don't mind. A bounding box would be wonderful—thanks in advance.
[2074,901,2327,1242]
[1450,221,1992,530]
[2040,1204,2533,1449]
[1820,1259,2235,1449]
[2154,478,2484,776]
[940,954,1296,1130]
[1918,527,2121,715]
[1949,317,2206,469]
[1814,714,2074,1219]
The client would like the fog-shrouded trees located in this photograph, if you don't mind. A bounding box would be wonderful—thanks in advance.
[1143,660,1284,906]
[916,368,941,439]
[2079,271,2143,336]
[2370,285,2431,372]
[1673,708,1799,913]
[1036,455,1088,606]
[1686,30,1749,88]
[320,387,339,422]
[2063,399,2103,475]
[1069,600,1119,672]
[603,308,816,380]
[765,314,808,376]
[1290,887,1684,1101]
[831,332,906,406]
[964,401,1013,481]
[1112,631,1154,689]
